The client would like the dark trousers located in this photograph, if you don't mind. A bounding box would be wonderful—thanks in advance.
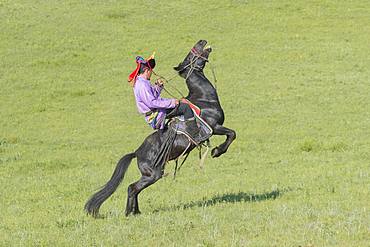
[166,102,194,120]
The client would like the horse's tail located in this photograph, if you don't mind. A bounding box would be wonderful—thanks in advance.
[84,152,136,217]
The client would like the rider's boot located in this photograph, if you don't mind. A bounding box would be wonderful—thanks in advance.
[185,118,203,144]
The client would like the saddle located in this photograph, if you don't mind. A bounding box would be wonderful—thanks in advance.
[168,99,212,145]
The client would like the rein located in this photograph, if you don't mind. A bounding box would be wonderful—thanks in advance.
[152,70,185,98]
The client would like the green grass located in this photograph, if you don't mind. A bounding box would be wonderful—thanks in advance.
[1,0,369,246]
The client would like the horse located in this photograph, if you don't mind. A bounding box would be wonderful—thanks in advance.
[84,40,236,217]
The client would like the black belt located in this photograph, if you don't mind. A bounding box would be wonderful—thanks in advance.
[145,110,154,116]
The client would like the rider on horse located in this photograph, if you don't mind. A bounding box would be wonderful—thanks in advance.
[128,53,201,142]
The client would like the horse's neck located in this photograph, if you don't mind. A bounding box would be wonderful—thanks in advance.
[186,71,219,103]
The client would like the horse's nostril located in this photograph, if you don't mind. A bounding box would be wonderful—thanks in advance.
[204,45,212,52]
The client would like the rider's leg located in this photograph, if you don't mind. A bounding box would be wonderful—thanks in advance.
[166,103,202,144]
[166,102,194,120]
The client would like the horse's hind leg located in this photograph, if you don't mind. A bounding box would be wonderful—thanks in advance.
[211,124,236,158]
[125,161,163,216]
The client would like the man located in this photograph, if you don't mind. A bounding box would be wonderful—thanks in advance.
[128,54,200,140]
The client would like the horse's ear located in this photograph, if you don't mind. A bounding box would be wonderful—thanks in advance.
[173,63,182,71]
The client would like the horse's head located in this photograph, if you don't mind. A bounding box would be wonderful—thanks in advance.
[174,40,212,78]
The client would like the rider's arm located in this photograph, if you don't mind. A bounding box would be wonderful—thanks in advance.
[138,83,176,109]
[152,79,164,98]
[152,84,163,98]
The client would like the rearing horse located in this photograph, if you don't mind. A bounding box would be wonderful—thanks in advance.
[85,40,236,217]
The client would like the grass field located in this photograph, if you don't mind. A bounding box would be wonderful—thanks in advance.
[1,0,369,246]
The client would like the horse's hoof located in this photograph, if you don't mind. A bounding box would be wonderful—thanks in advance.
[125,212,134,217]
[125,209,133,217]
[211,147,221,158]
[125,210,141,217]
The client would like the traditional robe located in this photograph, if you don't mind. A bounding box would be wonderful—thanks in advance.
[133,76,176,129]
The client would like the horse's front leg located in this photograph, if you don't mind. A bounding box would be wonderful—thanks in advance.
[211,124,236,158]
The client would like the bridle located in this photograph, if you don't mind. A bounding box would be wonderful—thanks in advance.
[183,47,210,80]
[188,47,217,88]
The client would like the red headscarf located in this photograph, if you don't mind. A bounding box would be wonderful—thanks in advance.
[128,52,156,85]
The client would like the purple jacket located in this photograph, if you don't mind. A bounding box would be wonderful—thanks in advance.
[133,76,176,129]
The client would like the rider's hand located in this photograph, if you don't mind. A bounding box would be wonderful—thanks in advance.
[155,78,164,87]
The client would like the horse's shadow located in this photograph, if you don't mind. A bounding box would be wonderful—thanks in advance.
[154,189,285,213]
